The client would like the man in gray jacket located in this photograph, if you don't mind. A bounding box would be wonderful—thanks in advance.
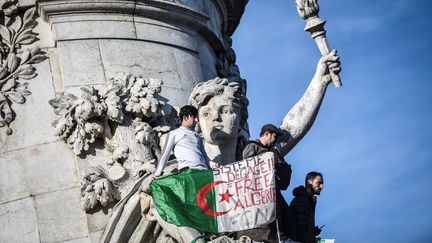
[241,124,296,242]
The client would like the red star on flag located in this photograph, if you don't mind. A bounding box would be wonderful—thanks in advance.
[218,189,233,203]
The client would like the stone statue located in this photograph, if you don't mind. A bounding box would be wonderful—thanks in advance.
[97,49,340,242]
[189,77,249,164]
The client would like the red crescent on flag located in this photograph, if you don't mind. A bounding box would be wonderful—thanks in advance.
[196,180,231,217]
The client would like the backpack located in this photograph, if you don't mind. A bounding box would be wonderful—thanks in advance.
[272,148,292,190]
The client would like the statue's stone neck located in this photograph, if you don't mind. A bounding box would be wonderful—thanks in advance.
[204,141,237,165]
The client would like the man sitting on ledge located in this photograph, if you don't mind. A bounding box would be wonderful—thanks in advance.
[154,105,210,177]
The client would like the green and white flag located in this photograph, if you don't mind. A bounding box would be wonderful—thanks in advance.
[151,152,276,233]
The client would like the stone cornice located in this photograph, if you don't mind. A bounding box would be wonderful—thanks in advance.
[38,0,248,37]
[38,0,209,29]
[37,0,226,52]
[223,0,248,36]
[134,0,210,29]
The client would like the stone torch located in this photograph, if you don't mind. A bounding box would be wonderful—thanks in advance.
[295,0,342,87]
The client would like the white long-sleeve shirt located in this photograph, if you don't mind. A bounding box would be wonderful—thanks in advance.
[154,126,210,176]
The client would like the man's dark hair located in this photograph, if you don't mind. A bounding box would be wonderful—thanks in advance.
[179,105,198,121]
[260,124,281,137]
[305,171,323,186]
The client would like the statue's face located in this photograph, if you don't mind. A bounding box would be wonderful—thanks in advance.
[199,95,240,145]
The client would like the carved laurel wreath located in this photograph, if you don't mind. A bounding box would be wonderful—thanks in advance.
[0,5,47,135]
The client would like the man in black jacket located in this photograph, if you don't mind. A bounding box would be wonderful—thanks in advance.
[291,172,324,243]
[240,124,296,242]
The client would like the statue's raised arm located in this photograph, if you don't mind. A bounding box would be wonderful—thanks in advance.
[278,50,341,156]
[276,0,343,156]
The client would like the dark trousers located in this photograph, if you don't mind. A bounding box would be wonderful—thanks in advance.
[276,190,297,241]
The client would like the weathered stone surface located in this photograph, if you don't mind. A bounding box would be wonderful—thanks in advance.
[197,37,219,81]
[167,0,223,41]
[0,197,40,242]
[203,0,225,42]
[0,60,57,153]
[52,14,136,41]
[0,142,78,204]
[60,237,91,243]
[89,230,104,243]
[35,187,89,242]
[158,86,191,109]
[98,39,182,89]
[134,17,198,52]
[33,17,56,48]
[97,40,206,107]
[57,40,106,88]
[17,0,36,8]
[172,48,204,91]
[47,47,65,94]
[86,207,114,233]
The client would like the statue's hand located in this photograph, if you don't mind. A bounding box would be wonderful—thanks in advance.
[315,49,341,86]
[136,159,156,178]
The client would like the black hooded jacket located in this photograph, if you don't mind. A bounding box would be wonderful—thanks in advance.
[290,186,317,243]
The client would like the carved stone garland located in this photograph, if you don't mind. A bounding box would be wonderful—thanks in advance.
[49,73,177,211]
[0,2,48,135]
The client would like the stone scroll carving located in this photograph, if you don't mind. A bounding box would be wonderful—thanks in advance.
[49,73,177,211]
[0,3,48,135]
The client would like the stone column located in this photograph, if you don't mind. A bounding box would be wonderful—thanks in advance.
[0,0,248,242]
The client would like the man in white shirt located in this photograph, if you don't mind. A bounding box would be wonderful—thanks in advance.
[154,105,210,177]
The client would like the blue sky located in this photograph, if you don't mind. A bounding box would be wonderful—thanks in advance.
[232,0,432,242]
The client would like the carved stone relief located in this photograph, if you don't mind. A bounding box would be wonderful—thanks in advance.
[49,73,177,211]
[0,3,48,135]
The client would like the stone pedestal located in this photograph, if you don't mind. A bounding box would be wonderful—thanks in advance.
[0,0,248,242]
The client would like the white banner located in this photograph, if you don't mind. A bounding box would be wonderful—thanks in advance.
[211,152,276,232]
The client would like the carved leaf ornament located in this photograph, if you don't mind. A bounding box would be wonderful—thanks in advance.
[0,6,47,134]
[49,73,165,156]
[0,3,47,135]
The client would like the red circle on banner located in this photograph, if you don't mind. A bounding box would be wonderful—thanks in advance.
[196,180,231,217]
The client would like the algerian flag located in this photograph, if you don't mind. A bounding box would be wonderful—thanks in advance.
[151,152,276,233]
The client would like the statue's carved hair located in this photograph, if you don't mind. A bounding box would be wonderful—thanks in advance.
[188,77,249,160]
